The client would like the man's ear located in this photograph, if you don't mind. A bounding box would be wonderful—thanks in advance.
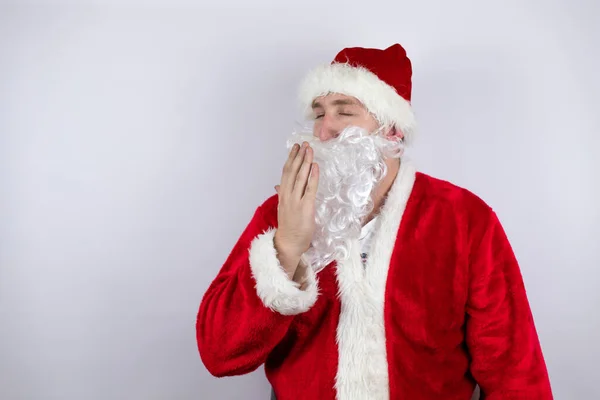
[385,126,405,142]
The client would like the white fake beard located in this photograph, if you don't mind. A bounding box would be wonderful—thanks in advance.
[285,125,404,272]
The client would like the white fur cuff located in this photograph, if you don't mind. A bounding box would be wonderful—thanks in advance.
[249,228,319,316]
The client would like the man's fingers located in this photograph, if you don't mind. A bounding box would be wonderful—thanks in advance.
[304,163,319,200]
[288,143,308,192]
[280,143,300,194]
[294,146,314,198]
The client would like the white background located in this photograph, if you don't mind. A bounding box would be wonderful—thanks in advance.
[1,1,598,399]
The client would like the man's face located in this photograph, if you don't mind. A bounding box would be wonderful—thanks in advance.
[287,92,405,271]
[311,93,380,140]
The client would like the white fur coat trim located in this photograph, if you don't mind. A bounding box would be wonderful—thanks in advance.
[334,160,417,400]
[249,228,319,316]
[298,62,417,145]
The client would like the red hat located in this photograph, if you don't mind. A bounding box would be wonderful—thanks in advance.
[298,44,417,145]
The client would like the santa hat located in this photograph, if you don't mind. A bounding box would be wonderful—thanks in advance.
[298,43,417,145]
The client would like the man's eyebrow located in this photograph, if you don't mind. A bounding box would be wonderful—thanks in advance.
[311,98,360,109]
[311,100,323,109]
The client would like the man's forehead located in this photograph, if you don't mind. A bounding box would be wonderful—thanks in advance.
[311,94,363,109]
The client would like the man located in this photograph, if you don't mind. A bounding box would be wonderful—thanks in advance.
[196,44,553,399]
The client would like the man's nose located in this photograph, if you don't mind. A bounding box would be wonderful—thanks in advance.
[316,115,341,141]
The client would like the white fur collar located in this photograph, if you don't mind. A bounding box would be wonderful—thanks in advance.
[333,159,417,400]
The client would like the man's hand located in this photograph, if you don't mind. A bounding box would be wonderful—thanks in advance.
[273,142,319,281]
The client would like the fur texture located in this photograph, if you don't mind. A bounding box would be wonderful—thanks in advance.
[298,63,417,145]
[334,160,417,400]
[285,126,403,272]
[249,228,319,315]
[197,167,553,399]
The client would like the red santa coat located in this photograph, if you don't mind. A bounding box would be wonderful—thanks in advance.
[196,161,553,399]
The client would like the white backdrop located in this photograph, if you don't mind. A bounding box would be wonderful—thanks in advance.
[1,1,598,399]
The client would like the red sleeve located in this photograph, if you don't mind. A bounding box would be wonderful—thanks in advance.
[196,202,319,377]
[466,209,553,399]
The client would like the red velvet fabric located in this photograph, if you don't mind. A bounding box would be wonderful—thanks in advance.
[333,44,413,102]
[197,172,553,399]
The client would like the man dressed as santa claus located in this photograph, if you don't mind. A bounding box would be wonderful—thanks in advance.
[196,44,553,399]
